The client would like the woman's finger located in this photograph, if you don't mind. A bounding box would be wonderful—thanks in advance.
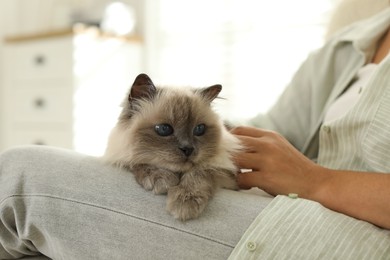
[233,152,262,170]
[231,126,273,138]
[235,135,260,152]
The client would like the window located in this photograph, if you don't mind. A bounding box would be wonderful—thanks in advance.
[144,0,336,121]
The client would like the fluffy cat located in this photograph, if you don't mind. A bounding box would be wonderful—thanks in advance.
[103,73,241,221]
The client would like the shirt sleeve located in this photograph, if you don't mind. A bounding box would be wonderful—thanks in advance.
[247,52,317,150]
[228,195,390,259]
[244,38,362,157]
[242,41,341,153]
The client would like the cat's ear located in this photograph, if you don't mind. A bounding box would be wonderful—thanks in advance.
[199,84,222,102]
[129,73,157,101]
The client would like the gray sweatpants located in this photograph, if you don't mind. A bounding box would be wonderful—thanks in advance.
[0,146,272,260]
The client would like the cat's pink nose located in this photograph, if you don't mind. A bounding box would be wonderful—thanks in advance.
[179,146,194,157]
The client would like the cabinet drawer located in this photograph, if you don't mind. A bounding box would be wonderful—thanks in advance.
[8,129,73,149]
[10,82,73,123]
[6,37,73,79]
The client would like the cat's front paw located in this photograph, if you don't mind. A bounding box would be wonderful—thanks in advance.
[133,166,180,195]
[166,186,209,221]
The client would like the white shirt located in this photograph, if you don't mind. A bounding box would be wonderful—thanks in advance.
[324,63,377,123]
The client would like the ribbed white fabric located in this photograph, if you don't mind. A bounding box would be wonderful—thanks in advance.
[318,55,390,171]
[228,196,390,259]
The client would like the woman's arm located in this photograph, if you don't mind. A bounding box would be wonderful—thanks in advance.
[232,126,390,229]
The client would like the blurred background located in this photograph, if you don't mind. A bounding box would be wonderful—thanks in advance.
[0,0,341,156]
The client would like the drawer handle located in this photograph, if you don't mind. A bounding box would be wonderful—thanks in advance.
[34,98,46,108]
[33,140,46,145]
[34,55,46,66]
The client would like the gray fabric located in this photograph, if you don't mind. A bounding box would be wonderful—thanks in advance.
[0,145,273,259]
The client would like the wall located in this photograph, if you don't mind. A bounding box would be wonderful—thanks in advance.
[0,1,6,150]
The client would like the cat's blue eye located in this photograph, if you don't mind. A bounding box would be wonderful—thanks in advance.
[155,124,174,136]
[193,124,206,136]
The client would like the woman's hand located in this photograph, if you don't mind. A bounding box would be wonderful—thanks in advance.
[231,126,327,198]
[231,126,390,229]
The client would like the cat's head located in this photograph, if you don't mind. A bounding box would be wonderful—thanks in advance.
[106,73,227,172]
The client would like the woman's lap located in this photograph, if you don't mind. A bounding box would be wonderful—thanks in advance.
[0,145,272,259]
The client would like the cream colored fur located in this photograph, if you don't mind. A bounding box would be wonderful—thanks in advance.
[102,74,242,221]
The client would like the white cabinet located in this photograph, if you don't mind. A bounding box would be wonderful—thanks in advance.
[1,30,142,154]
[1,36,74,151]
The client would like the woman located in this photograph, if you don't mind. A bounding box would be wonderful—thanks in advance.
[233,17,390,229]
[1,3,390,260]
